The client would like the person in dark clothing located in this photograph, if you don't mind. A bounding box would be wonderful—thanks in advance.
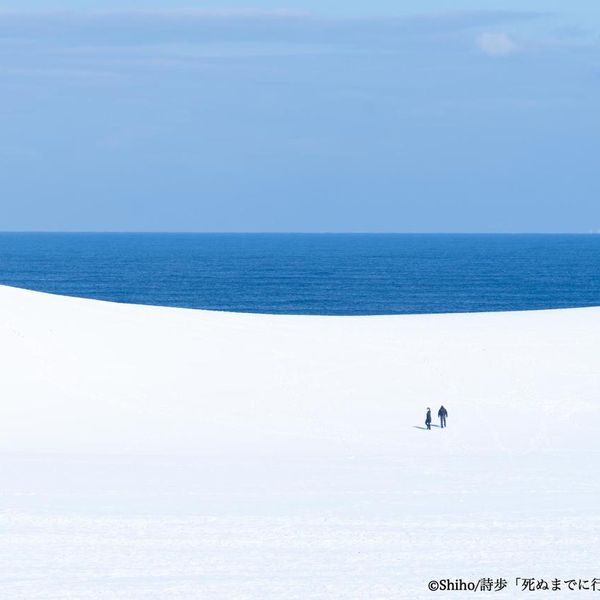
[438,405,448,428]
[425,407,432,430]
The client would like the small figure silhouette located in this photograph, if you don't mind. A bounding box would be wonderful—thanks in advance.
[425,407,432,430]
[438,405,448,428]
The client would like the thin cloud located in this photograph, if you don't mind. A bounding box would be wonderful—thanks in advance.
[476,32,519,57]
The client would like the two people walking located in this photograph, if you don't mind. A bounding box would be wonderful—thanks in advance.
[425,405,448,430]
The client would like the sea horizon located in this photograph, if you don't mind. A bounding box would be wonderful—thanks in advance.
[0,231,599,235]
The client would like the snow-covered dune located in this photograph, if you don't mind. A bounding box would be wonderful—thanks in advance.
[1,285,599,598]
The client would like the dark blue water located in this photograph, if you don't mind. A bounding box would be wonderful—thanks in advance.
[0,233,599,315]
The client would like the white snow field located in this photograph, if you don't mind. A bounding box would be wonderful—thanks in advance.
[1,284,599,599]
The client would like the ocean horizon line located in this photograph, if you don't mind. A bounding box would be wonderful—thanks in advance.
[0,231,599,236]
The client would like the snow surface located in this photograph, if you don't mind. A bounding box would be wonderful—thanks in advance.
[0,284,599,598]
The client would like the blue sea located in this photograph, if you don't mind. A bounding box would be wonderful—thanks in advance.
[0,233,599,315]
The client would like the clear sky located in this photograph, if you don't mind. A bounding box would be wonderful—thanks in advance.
[1,1,599,232]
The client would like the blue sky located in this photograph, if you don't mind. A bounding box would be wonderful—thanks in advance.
[1,2,599,232]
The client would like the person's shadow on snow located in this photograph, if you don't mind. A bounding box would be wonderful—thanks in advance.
[413,425,441,430]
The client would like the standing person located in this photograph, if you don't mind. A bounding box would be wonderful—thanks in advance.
[425,407,432,430]
[438,405,448,428]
